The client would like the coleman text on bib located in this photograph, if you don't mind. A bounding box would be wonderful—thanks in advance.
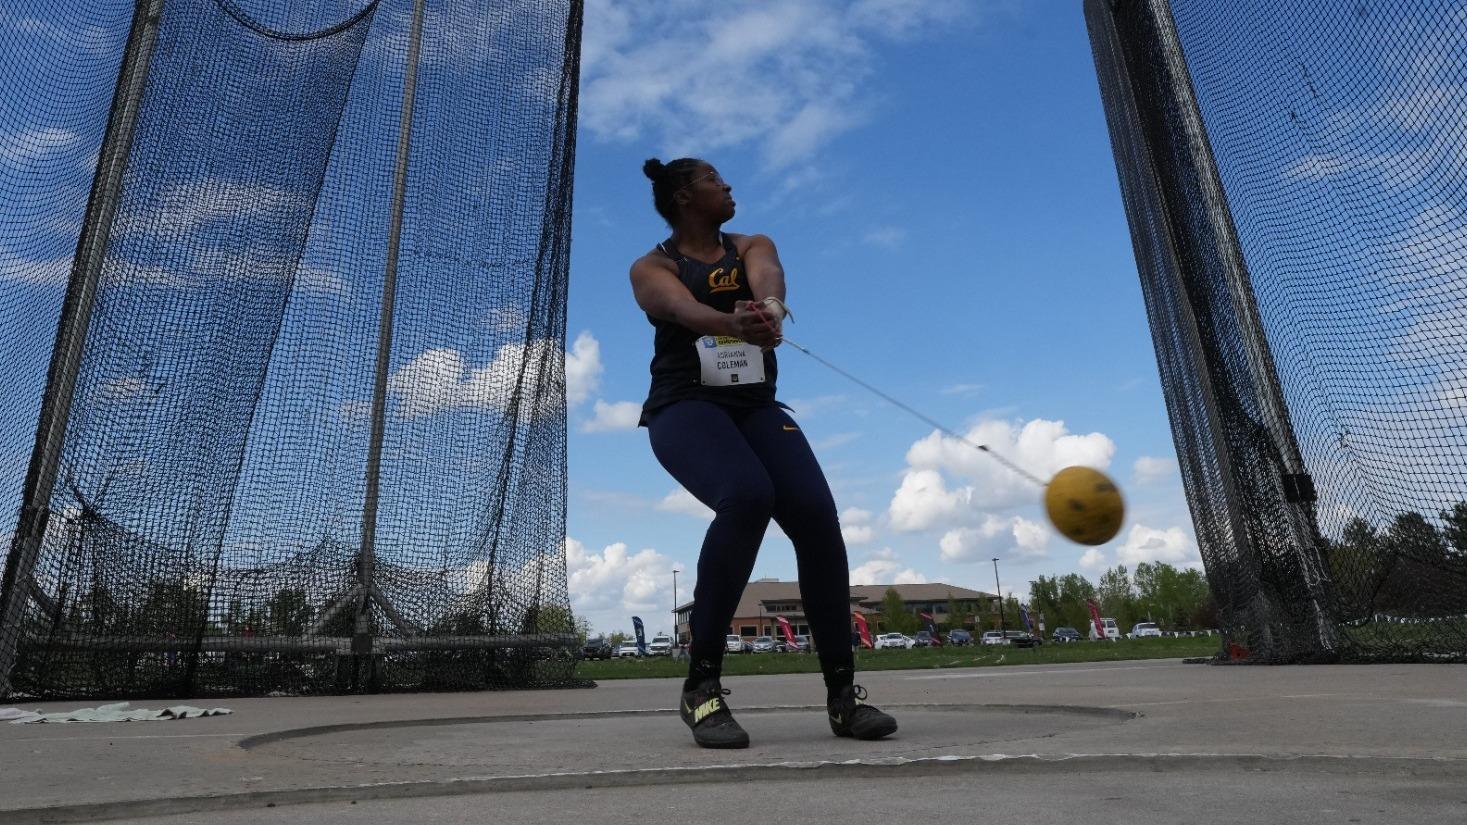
[696,336,766,387]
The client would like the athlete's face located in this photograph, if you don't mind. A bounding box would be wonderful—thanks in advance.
[678,165,735,222]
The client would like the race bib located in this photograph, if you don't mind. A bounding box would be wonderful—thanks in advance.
[695,336,766,387]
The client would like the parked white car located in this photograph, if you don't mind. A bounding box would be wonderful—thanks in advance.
[980,630,1007,646]
[648,635,674,656]
[1128,622,1162,639]
[614,642,641,658]
[874,632,913,650]
[725,634,750,654]
[1089,618,1121,640]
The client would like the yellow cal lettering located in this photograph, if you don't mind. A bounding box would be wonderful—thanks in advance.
[708,266,740,294]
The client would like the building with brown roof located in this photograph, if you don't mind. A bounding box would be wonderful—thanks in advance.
[672,578,995,643]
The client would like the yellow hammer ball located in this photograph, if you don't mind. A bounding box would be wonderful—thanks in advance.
[1043,465,1125,546]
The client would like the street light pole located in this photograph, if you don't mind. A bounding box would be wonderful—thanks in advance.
[992,558,1006,635]
[672,568,680,643]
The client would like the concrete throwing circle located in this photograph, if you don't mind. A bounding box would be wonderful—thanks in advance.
[242,703,1135,773]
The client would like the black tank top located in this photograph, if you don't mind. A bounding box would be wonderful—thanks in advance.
[641,234,779,423]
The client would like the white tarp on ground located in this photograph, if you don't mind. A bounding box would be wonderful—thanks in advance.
[1,702,232,724]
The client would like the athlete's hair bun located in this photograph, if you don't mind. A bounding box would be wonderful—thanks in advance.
[642,158,665,181]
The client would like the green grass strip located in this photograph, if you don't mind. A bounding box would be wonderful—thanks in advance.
[576,636,1220,680]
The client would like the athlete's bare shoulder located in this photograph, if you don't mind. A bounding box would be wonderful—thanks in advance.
[729,232,776,256]
[630,245,678,278]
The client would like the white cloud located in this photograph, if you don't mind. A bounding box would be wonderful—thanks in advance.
[579,0,975,168]
[97,375,159,402]
[483,306,528,334]
[0,126,83,168]
[889,469,972,532]
[937,515,1049,562]
[840,507,876,545]
[649,488,795,548]
[292,265,348,297]
[782,395,849,418]
[656,488,713,520]
[565,330,602,406]
[1132,455,1177,485]
[563,536,679,634]
[1012,517,1050,557]
[388,339,566,420]
[388,332,604,420]
[849,548,927,585]
[849,0,968,37]
[0,247,71,285]
[814,432,861,450]
[888,418,1116,531]
[862,226,907,248]
[113,180,308,240]
[1078,547,1107,573]
[580,399,641,433]
[1115,524,1198,567]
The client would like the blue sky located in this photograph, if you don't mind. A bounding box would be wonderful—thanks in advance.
[7,1,1466,644]
[0,0,1203,640]
[561,0,1198,637]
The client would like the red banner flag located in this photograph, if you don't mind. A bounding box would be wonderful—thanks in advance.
[852,612,874,649]
[919,611,943,645]
[1086,598,1105,639]
[776,616,799,649]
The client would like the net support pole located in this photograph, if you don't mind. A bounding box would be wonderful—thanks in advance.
[0,0,164,698]
[1143,0,1337,656]
[1085,0,1250,665]
[355,0,428,665]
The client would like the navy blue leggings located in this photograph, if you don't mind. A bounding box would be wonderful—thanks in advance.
[647,400,854,686]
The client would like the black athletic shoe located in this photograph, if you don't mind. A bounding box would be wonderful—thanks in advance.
[680,679,750,749]
[827,684,897,740]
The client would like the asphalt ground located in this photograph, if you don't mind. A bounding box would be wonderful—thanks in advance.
[1,658,1463,824]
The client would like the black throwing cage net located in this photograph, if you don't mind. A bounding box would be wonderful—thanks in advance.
[0,0,586,698]
[1087,0,1467,662]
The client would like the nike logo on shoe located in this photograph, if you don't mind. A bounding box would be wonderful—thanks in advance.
[689,697,722,724]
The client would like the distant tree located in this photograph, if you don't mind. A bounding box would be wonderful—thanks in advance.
[1188,591,1219,629]
[265,588,313,637]
[1384,511,1454,614]
[1442,502,1467,555]
[1133,562,1159,622]
[1056,573,1098,632]
[1330,517,1382,617]
[1001,594,1023,630]
[945,594,966,630]
[1029,576,1061,628]
[879,588,919,634]
[134,580,207,636]
[531,605,576,635]
[73,582,123,634]
[1097,565,1136,628]
[1173,567,1212,628]
[573,615,593,643]
[1389,512,1447,562]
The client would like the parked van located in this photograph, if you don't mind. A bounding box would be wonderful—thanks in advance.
[1089,618,1121,640]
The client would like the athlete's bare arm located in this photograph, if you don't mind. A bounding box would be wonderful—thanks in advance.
[630,252,777,346]
[736,233,786,306]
